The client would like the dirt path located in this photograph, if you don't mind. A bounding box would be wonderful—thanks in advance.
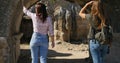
[17,40,120,63]
[17,41,91,63]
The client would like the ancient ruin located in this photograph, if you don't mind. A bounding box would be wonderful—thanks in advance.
[0,0,120,63]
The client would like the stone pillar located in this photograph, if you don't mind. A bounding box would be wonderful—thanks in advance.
[0,0,38,63]
[0,37,8,63]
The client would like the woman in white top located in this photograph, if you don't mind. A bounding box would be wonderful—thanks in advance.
[22,2,55,63]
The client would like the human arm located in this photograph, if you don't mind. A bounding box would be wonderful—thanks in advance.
[79,1,93,19]
[48,17,55,48]
[23,6,34,18]
[22,0,34,18]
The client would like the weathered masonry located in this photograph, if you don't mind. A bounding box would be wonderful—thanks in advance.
[0,0,38,63]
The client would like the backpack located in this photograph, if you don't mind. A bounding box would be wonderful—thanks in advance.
[95,25,113,44]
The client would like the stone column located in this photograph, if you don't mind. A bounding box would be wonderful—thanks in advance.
[0,37,8,63]
[0,0,38,63]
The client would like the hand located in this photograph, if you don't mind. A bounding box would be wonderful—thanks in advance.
[51,42,55,48]
[86,1,93,6]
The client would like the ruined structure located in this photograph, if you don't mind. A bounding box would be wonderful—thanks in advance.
[21,0,89,42]
[0,0,120,63]
[0,0,38,63]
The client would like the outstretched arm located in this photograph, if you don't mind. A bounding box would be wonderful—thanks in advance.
[22,0,34,18]
[79,1,93,19]
[48,17,55,48]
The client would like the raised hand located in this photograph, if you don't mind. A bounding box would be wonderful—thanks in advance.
[86,1,94,6]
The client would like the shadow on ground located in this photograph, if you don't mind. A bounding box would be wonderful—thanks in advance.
[17,49,91,63]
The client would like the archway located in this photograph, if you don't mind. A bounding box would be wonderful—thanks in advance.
[0,0,38,63]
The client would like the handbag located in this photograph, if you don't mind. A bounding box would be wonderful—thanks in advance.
[95,24,113,44]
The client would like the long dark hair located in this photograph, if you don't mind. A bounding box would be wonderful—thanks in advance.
[90,1,102,29]
[98,0,110,26]
[91,0,110,29]
[35,2,48,23]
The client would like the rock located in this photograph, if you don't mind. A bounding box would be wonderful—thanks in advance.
[53,0,89,42]
[0,0,38,63]
[68,48,73,51]
[0,37,7,49]
[56,42,62,45]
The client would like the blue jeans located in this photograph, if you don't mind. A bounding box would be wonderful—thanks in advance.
[89,39,108,63]
[30,32,49,63]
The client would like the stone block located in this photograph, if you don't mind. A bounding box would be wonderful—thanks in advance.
[0,37,7,49]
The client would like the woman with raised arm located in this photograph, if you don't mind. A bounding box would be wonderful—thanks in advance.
[79,0,111,63]
[22,2,55,63]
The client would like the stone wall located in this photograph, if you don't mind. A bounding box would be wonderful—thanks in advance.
[21,0,120,42]
[0,37,8,63]
[53,0,89,41]
[21,0,89,42]
[0,0,38,63]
